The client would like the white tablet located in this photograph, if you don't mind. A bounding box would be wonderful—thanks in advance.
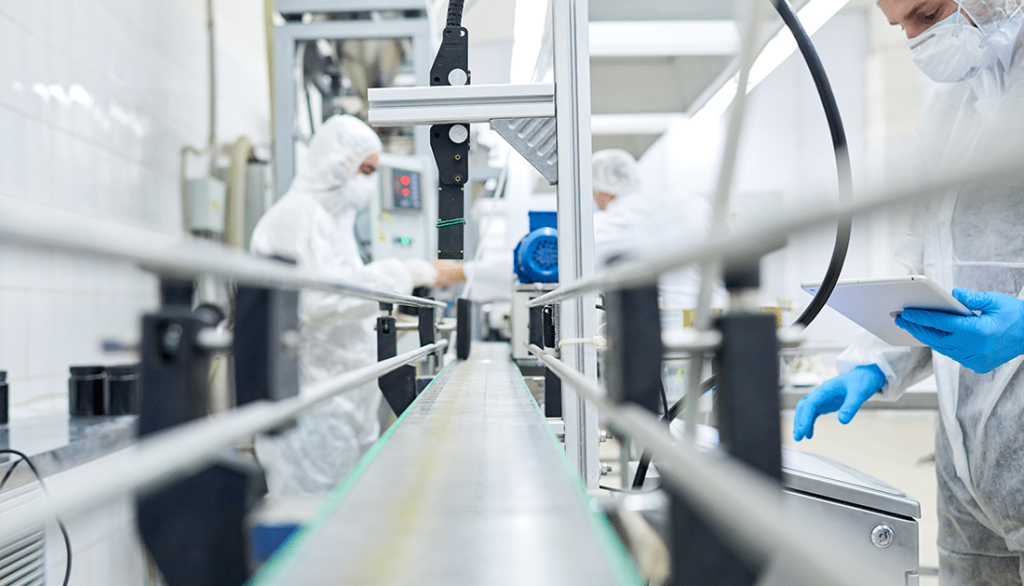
[801,276,973,347]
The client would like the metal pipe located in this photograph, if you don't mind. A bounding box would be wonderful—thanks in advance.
[0,200,446,310]
[0,341,447,540]
[526,157,1024,308]
[527,344,884,586]
[682,0,770,441]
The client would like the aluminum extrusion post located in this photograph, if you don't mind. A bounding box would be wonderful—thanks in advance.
[377,315,418,416]
[137,294,256,586]
[456,298,472,359]
[429,12,471,259]
[552,0,601,488]
[604,285,663,414]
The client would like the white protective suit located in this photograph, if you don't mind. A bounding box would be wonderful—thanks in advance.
[591,149,719,310]
[836,2,1024,581]
[250,115,414,497]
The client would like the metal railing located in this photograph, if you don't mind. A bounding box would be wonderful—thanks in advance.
[0,199,445,310]
[526,157,1024,309]
[529,344,883,586]
[0,340,447,540]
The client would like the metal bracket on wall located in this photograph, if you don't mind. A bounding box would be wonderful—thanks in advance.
[490,117,558,184]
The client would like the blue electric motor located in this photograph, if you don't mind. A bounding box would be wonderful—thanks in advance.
[514,211,558,284]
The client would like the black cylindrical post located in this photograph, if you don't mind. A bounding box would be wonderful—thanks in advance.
[456,298,471,360]
[0,371,8,425]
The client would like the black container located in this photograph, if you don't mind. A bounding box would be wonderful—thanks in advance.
[0,371,8,425]
[105,364,140,416]
[69,366,106,416]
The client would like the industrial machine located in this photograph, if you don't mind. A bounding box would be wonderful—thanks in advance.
[370,153,437,263]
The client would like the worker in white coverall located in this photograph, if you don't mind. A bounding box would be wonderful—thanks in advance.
[792,1,1024,582]
[250,115,439,496]
[590,148,720,311]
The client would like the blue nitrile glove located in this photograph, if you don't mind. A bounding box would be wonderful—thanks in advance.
[895,287,1024,374]
[792,364,885,441]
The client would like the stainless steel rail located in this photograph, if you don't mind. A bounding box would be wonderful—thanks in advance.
[0,341,447,540]
[528,344,886,586]
[527,160,1024,308]
[0,200,445,309]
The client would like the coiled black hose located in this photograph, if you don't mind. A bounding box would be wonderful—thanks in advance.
[630,0,853,489]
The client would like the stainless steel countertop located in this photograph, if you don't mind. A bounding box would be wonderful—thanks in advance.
[0,414,136,492]
[254,343,638,586]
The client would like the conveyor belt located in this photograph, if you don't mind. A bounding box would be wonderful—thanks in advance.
[252,343,639,586]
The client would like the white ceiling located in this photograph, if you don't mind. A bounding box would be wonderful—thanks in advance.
[445,0,865,157]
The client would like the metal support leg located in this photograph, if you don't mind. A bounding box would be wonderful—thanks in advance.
[233,286,300,406]
[715,312,782,479]
[669,311,781,586]
[604,285,663,414]
[456,298,472,360]
[544,368,562,418]
[377,316,418,416]
[137,292,256,586]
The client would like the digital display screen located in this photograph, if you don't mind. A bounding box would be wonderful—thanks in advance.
[390,170,422,211]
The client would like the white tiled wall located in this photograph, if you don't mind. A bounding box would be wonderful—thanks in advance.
[0,1,271,584]
[0,0,271,412]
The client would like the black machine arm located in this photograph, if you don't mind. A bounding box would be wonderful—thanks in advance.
[430,0,471,259]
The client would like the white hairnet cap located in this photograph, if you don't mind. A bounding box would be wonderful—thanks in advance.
[592,149,640,197]
[295,115,383,193]
[957,0,1022,31]
[956,0,1023,66]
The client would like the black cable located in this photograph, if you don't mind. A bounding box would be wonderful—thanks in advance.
[0,449,72,586]
[659,382,670,422]
[446,0,465,27]
[600,484,661,494]
[629,0,853,492]
[0,459,22,492]
[773,0,854,327]
[631,377,717,489]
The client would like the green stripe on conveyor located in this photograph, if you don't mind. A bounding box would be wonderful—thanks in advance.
[514,366,644,586]
[252,343,641,586]
[248,361,453,586]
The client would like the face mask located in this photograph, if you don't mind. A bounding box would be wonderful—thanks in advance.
[908,9,996,83]
[340,173,377,210]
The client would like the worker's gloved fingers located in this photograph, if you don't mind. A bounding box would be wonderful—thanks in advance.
[952,286,1001,313]
[896,316,952,348]
[793,398,820,441]
[793,382,844,441]
[837,365,885,424]
[837,389,869,425]
[898,308,969,333]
